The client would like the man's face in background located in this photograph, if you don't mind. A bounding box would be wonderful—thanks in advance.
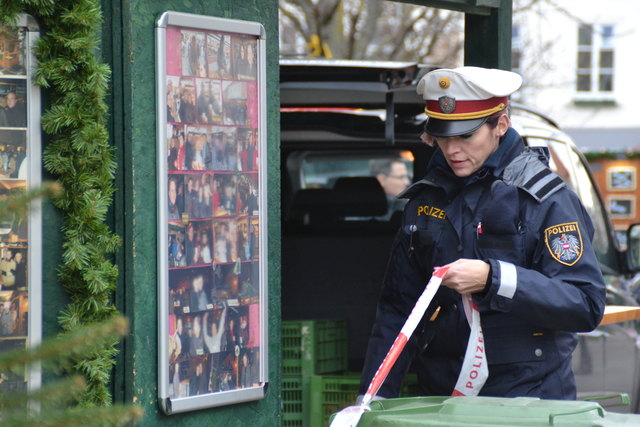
[378,161,410,197]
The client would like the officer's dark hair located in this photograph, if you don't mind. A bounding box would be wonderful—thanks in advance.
[485,106,511,129]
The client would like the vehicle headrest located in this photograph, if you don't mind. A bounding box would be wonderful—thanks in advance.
[332,176,388,217]
[287,188,335,225]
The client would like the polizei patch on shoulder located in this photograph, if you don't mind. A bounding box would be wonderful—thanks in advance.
[545,222,583,266]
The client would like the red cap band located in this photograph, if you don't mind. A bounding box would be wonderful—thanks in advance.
[426,96,508,119]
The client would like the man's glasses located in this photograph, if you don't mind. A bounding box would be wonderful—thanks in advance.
[388,174,410,180]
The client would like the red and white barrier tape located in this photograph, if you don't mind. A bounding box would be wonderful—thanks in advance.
[330,266,488,427]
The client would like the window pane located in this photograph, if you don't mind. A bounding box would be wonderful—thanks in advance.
[599,73,613,91]
[292,150,414,221]
[578,51,591,68]
[577,74,591,91]
[578,24,593,46]
[298,150,413,189]
[600,50,614,68]
[565,146,617,269]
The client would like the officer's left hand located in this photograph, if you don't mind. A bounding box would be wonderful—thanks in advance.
[440,259,490,295]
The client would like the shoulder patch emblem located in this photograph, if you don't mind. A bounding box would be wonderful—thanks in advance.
[544,222,583,266]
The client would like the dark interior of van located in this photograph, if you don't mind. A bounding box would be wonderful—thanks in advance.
[281,141,434,371]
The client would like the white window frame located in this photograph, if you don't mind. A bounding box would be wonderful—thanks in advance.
[575,23,615,102]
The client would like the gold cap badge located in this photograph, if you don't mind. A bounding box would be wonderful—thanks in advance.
[439,77,450,89]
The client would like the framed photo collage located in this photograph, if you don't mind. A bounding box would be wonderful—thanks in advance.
[156,12,267,414]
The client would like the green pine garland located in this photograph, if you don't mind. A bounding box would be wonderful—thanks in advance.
[584,150,640,161]
[1,0,121,407]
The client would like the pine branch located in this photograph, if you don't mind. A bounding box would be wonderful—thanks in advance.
[1,404,144,427]
[0,316,127,373]
[0,376,85,410]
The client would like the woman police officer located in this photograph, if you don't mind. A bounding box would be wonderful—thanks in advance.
[359,67,606,400]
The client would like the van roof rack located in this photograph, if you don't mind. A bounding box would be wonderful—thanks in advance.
[280,59,438,145]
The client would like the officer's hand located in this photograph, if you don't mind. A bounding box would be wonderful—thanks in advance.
[440,259,490,295]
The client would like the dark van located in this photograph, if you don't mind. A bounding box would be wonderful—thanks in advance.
[280,59,640,412]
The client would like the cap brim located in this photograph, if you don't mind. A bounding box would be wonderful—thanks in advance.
[425,116,488,137]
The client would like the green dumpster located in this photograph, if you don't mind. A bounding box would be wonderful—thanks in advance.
[330,396,640,426]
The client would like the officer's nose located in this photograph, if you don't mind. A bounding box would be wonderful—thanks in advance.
[438,137,460,155]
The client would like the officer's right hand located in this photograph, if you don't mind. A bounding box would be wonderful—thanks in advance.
[440,258,490,295]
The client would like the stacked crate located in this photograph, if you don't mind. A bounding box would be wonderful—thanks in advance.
[308,373,419,427]
[281,319,349,427]
[282,319,419,427]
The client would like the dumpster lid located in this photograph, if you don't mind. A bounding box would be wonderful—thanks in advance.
[334,396,640,426]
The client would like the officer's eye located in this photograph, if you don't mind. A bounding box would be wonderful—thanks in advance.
[460,132,474,139]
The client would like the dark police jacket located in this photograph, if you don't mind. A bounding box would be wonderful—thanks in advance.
[359,128,606,400]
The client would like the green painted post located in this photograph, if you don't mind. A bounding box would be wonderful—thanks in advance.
[464,0,513,70]
[103,1,281,424]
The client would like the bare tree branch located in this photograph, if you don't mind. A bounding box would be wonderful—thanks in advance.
[321,0,343,27]
[279,0,464,65]
[389,8,427,60]
[347,3,362,59]
[353,0,382,59]
[279,5,307,39]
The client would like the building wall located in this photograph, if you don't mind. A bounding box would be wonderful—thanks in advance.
[512,0,640,150]
[102,1,281,425]
[588,157,640,245]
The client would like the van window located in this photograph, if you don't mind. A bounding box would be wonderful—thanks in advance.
[285,149,414,222]
[564,144,620,269]
[289,150,414,190]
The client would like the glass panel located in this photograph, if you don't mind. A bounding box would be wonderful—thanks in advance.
[599,73,613,92]
[599,50,613,68]
[299,151,413,190]
[577,73,591,92]
[166,31,262,397]
[158,13,267,412]
[565,146,617,269]
[544,141,578,192]
[577,51,591,69]
[0,24,32,395]
[291,150,414,221]
[578,24,593,46]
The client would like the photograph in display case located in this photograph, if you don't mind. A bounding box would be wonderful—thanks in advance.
[0,27,26,76]
[157,12,266,413]
[0,18,40,396]
[0,79,27,129]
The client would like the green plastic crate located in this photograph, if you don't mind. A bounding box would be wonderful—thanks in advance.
[282,319,348,376]
[307,373,419,427]
[282,375,304,427]
[308,375,359,427]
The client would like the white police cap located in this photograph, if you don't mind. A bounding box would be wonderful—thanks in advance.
[417,66,522,137]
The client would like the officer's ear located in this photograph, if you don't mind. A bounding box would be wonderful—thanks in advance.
[420,132,435,147]
[496,113,511,137]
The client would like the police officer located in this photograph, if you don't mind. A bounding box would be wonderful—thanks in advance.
[359,66,606,401]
